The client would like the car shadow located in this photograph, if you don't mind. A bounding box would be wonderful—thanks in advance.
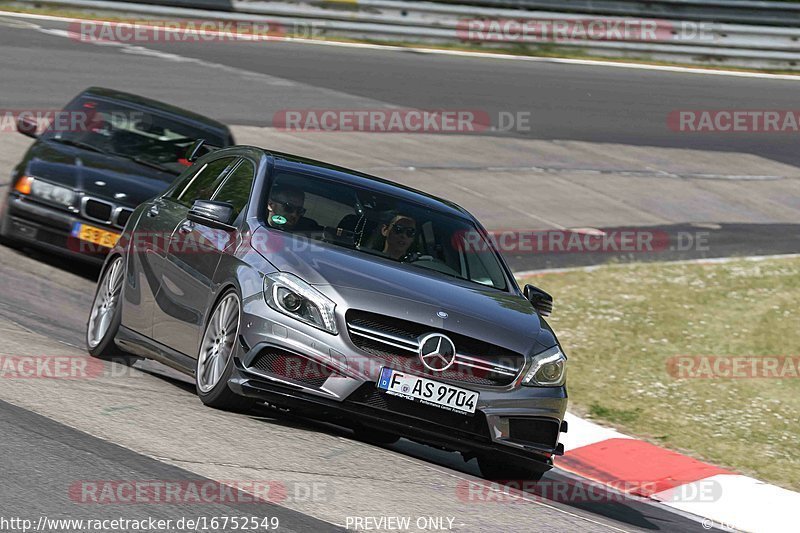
[385,439,690,531]
[105,351,706,531]
[241,404,701,531]
[1,241,102,281]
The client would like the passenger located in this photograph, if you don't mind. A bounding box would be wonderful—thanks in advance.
[381,214,417,260]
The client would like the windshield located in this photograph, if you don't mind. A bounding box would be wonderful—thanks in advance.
[265,171,509,290]
[42,96,227,177]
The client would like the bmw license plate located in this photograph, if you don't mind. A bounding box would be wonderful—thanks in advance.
[71,222,120,249]
[377,368,479,415]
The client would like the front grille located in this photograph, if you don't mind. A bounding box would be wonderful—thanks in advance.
[346,310,523,386]
[115,208,133,229]
[83,198,113,223]
[347,383,490,437]
[81,197,133,229]
[250,348,339,389]
[508,418,560,449]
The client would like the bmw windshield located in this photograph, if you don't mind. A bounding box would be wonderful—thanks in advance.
[41,96,227,177]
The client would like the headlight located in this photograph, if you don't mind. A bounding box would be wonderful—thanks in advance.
[263,272,337,334]
[522,346,567,387]
[20,176,75,207]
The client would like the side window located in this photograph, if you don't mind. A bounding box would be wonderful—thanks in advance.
[175,156,236,207]
[212,159,256,221]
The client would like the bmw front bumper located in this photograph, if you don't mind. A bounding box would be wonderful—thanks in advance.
[2,193,110,264]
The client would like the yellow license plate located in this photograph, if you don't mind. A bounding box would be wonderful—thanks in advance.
[73,223,120,249]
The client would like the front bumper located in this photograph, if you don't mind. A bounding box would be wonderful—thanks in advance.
[229,335,568,468]
[3,194,113,264]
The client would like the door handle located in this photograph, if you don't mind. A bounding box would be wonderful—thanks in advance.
[147,205,159,218]
[178,220,194,234]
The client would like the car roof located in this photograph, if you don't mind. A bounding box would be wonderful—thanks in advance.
[80,87,230,134]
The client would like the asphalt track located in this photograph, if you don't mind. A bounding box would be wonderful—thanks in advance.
[0,246,716,532]
[2,12,798,270]
[3,11,800,168]
[0,8,793,533]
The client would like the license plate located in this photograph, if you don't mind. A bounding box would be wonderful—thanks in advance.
[377,368,479,415]
[71,222,120,249]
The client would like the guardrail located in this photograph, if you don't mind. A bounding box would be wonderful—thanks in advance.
[19,0,800,71]
[131,0,232,8]
[431,0,800,27]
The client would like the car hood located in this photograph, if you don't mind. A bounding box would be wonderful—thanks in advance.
[21,140,175,206]
[254,227,543,353]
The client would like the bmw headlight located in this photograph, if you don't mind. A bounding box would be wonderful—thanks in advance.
[21,176,75,207]
[522,346,567,387]
[263,272,338,334]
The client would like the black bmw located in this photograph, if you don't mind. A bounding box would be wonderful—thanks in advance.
[0,87,233,263]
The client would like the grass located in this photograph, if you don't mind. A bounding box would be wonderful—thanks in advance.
[518,256,800,490]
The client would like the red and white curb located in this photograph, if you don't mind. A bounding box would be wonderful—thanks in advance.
[558,413,799,532]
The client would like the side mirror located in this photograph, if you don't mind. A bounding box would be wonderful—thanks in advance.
[523,284,553,317]
[17,116,38,138]
[186,139,208,163]
[187,200,235,230]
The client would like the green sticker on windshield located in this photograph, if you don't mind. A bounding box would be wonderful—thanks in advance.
[271,215,287,225]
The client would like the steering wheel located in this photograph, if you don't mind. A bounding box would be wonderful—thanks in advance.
[401,252,435,263]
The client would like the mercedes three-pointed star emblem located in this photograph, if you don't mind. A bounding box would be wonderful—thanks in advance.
[417,333,457,372]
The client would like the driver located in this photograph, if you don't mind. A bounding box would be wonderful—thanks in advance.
[381,214,416,260]
[267,185,321,232]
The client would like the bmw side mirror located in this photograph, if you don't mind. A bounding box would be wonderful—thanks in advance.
[187,200,235,230]
[523,284,553,317]
[17,116,38,138]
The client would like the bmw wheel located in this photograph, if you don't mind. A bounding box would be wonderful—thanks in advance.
[195,289,254,412]
[86,256,125,358]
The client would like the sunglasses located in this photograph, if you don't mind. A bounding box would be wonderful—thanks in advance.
[271,199,306,216]
[391,224,417,238]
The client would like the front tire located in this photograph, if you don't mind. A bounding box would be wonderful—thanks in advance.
[86,256,125,358]
[195,289,254,412]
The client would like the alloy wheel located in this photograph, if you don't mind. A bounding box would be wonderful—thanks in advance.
[196,292,240,393]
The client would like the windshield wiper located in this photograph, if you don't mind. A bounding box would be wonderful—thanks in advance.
[111,153,178,175]
[131,156,176,174]
[50,137,107,155]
